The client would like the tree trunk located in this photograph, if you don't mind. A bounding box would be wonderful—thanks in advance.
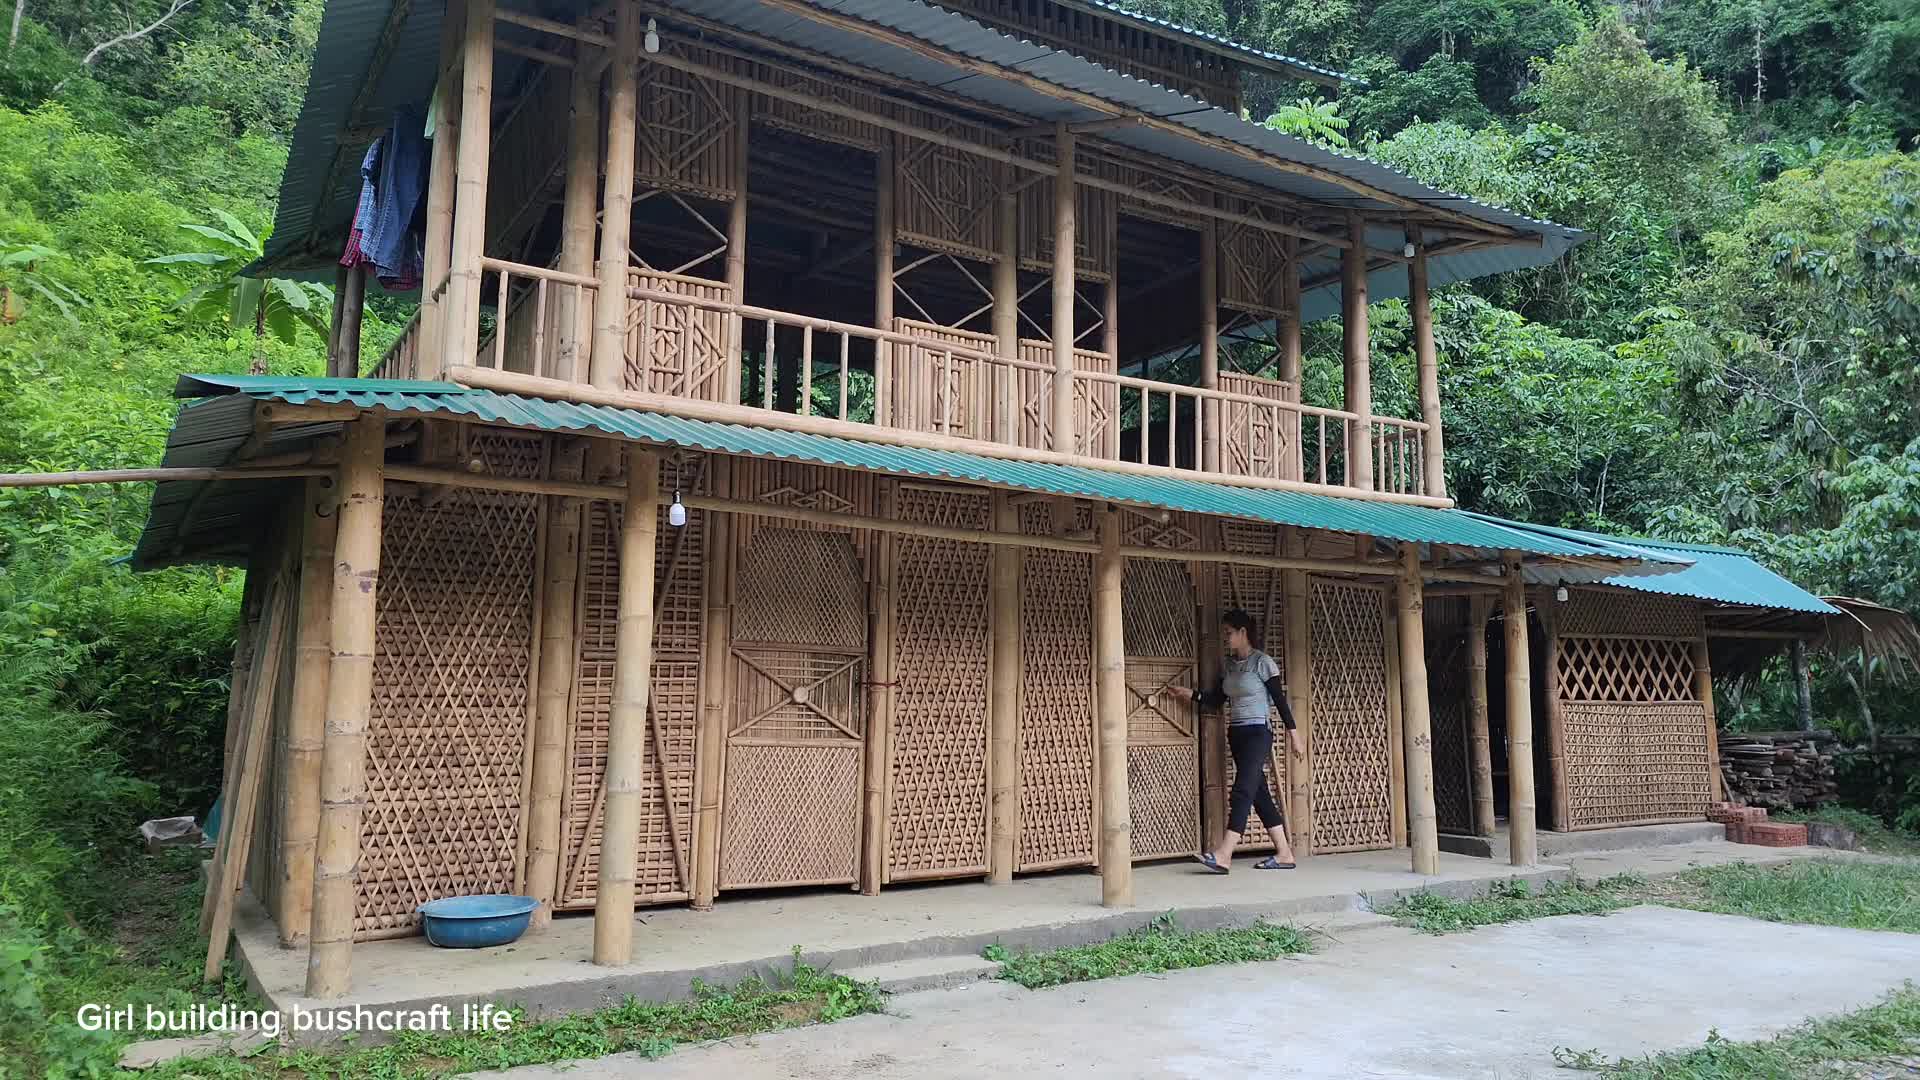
[250,300,269,375]
[10,0,26,54]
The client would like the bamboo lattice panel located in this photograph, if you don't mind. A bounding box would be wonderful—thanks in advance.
[1017,141,1114,281]
[1091,150,1211,229]
[891,319,993,441]
[895,129,1001,262]
[732,460,876,560]
[1127,657,1200,859]
[1216,196,1292,316]
[1424,598,1474,836]
[1559,590,1703,640]
[1017,501,1097,871]
[1557,637,1696,703]
[1218,372,1302,483]
[1123,559,1198,660]
[1307,579,1395,853]
[722,527,867,889]
[356,430,545,938]
[1217,520,1287,656]
[633,58,740,201]
[624,269,732,402]
[556,454,707,909]
[887,488,993,881]
[1562,702,1713,829]
[1017,339,1117,457]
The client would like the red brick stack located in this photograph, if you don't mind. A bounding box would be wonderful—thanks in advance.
[1707,802,1808,846]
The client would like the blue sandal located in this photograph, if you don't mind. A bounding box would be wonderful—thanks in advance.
[1194,852,1229,874]
[1254,857,1296,870]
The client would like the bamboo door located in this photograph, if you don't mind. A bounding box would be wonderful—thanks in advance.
[1214,521,1294,853]
[1016,499,1097,872]
[1123,557,1201,859]
[1424,597,1475,836]
[1308,578,1397,852]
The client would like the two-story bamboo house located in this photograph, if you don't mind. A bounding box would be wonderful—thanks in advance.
[130,0,1723,999]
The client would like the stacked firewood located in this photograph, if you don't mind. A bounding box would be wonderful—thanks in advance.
[1718,732,1840,811]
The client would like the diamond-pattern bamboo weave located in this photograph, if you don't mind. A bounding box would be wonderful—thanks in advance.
[1017,502,1095,871]
[1308,579,1394,853]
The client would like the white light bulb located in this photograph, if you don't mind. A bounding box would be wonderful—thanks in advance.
[668,492,687,528]
[1555,586,1569,603]
[1403,242,1416,258]
[644,18,660,54]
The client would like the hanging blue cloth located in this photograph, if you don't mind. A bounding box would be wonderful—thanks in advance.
[363,104,429,286]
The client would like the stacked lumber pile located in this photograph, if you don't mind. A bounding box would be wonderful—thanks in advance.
[1718,732,1840,811]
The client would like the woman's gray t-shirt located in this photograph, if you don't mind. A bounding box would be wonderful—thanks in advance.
[1221,650,1282,726]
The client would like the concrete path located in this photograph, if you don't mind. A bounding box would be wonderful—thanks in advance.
[472,905,1920,1080]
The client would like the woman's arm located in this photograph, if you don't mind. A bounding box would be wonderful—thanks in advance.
[1263,675,1306,756]
[1164,677,1227,709]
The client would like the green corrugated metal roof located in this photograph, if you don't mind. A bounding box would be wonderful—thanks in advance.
[1463,515,1839,615]
[138,375,1688,574]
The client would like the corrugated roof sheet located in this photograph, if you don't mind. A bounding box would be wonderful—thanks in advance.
[259,0,1579,320]
[136,376,1682,580]
[1046,0,1350,84]
[1464,515,1839,615]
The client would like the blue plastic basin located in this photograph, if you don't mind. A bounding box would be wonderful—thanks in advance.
[417,895,539,949]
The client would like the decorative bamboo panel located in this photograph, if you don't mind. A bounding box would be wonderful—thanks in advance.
[1557,637,1696,702]
[633,59,741,201]
[1307,579,1395,853]
[1017,501,1096,871]
[1561,702,1713,829]
[886,488,993,881]
[624,269,732,402]
[1129,742,1201,858]
[1218,372,1302,483]
[1217,520,1287,657]
[895,130,1001,262]
[1123,545,1200,860]
[1123,559,1197,660]
[556,453,707,910]
[356,430,545,939]
[1017,338,1117,457]
[891,319,994,441]
[1424,597,1474,836]
[1090,149,1211,228]
[721,526,867,889]
[1017,146,1114,281]
[731,459,877,560]
[1216,196,1291,316]
[1559,590,1703,640]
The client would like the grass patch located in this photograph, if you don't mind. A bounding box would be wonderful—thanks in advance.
[982,914,1311,989]
[142,957,885,1079]
[1775,807,1920,858]
[1378,874,1647,935]
[1646,860,1920,934]
[1554,984,1920,1078]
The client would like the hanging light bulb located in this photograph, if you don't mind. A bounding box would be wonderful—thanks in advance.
[1403,241,1416,258]
[1555,585,1569,603]
[643,17,661,54]
[668,490,687,528]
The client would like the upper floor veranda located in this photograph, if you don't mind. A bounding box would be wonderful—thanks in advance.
[277,0,1581,507]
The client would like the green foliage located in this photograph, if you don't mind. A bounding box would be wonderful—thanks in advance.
[1264,96,1352,146]
[1380,874,1648,933]
[1343,54,1495,139]
[1665,859,1920,932]
[1553,985,1920,1077]
[984,914,1312,988]
[147,208,332,366]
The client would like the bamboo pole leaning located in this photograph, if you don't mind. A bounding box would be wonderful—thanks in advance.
[1465,595,1496,838]
[1396,544,1440,875]
[1093,506,1131,906]
[274,477,338,943]
[1503,554,1538,866]
[526,440,586,927]
[690,460,734,909]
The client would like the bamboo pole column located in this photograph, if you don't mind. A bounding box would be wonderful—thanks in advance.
[1396,543,1438,874]
[1050,121,1077,454]
[555,30,601,384]
[1541,591,1568,831]
[1197,521,1224,850]
[1093,506,1131,906]
[1408,225,1446,499]
[418,0,465,374]
[527,440,586,927]
[593,445,659,966]
[723,119,749,404]
[1283,528,1314,856]
[331,266,367,378]
[1465,595,1495,838]
[861,482,899,894]
[1695,635,1723,802]
[993,191,1018,444]
[1199,215,1220,473]
[1279,235,1303,482]
[690,459,733,909]
[304,417,385,999]
[1502,553,1538,866]
[988,493,1020,883]
[873,139,895,427]
[275,476,338,944]
[1342,214,1374,492]
[440,0,494,378]
[589,4,639,391]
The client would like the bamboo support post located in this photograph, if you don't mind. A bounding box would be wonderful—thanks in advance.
[556,31,600,384]
[1695,635,1723,802]
[1283,528,1313,856]
[1383,580,1407,849]
[873,140,894,427]
[1197,520,1224,851]
[1408,225,1446,499]
[1050,121,1076,454]
[526,440,585,927]
[690,459,733,909]
[1279,236,1303,481]
[304,418,385,999]
[1541,592,1569,831]
[589,3,638,390]
[1503,554,1538,866]
[593,445,659,965]
[1342,214,1374,492]
[440,0,494,377]
[1465,595,1495,838]
[1792,639,1813,733]
[988,493,1020,883]
[1093,506,1131,906]
[330,266,367,378]
[993,191,1018,444]
[274,477,337,943]
[1397,544,1439,875]
[861,482,899,894]
[418,0,464,374]
[1199,214,1220,474]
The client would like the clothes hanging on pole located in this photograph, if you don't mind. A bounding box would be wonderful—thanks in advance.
[340,105,430,291]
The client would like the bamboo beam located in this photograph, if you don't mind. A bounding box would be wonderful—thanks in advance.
[1408,225,1446,499]
[589,4,638,390]
[988,493,1020,884]
[304,419,385,999]
[274,477,337,944]
[1093,506,1131,906]
[862,482,899,893]
[1050,121,1077,454]
[1199,213,1220,474]
[526,440,585,928]
[1397,544,1439,874]
[441,0,495,378]
[1283,528,1314,856]
[1695,634,1723,802]
[1465,595,1495,838]
[593,445,659,966]
[385,463,611,501]
[555,27,601,384]
[1540,591,1569,831]
[1503,553,1538,866]
[1342,213,1374,492]
[0,466,331,489]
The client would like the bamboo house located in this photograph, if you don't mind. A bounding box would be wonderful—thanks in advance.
[112,0,1821,998]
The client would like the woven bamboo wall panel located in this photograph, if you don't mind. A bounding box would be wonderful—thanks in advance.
[1217,520,1287,657]
[719,743,862,887]
[1307,579,1395,853]
[1216,197,1291,316]
[1093,150,1210,229]
[1018,150,1114,281]
[624,269,732,402]
[1017,339,1118,458]
[1559,589,1703,640]
[1557,637,1696,703]
[887,488,993,881]
[1424,598,1474,836]
[890,319,994,441]
[732,459,876,559]
[1017,501,1097,871]
[1562,702,1713,829]
[733,529,868,651]
[1129,743,1200,859]
[1218,372,1302,483]
[1123,559,1196,659]
[357,435,545,938]
[1121,507,1202,552]
[633,55,740,201]
[896,130,1001,262]
[1126,658,1196,744]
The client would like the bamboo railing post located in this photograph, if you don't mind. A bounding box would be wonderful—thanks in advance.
[1397,543,1439,874]
[988,493,1020,883]
[556,27,601,384]
[1050,121,1076,454]
[861,482,899,894]
[1342,213,1374,492]
[440,0,494,377]
[1199,213,1220,474]
[1465,594,1496,838]
[304,417,385,999]
[1408,225,1447,499]
[589,4,638,391]
[593,445,659,966]
[1541,590,1569,831]
[1503,553,1538,866]
[419,0,465,375]
[873,139,895,427]
[691,460,733,908]
[1695,634,1723,802]
[1283,528,1314,856]
[274,476,338,943]
[527,439,586,927]
[1093,505,1131,906]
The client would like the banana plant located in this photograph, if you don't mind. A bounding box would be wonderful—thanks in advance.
[147,209,332,374]
[0,242,87,326]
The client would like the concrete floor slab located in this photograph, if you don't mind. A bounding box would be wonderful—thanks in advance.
[473,904,1920,1080]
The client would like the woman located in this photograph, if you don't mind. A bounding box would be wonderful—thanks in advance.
[1163,608,1305,872]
